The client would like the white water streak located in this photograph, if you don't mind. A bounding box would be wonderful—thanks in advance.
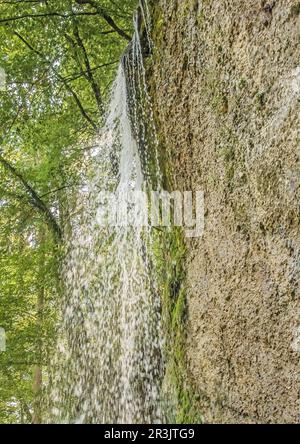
[48,21,166,424]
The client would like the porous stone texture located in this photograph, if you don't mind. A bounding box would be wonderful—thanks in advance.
[150,0,300,423]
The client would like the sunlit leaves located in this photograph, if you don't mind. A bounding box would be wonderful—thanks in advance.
[0,0,137,423]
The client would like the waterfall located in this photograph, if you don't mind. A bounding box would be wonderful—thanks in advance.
[139,0,153,52]
[48,14,166,424]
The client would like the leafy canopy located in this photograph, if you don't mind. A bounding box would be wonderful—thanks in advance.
[0,0,137,423]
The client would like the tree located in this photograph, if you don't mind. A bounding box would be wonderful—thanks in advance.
[0,0,136,423]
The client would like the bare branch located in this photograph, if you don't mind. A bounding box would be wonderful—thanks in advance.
[39,184,81,198]
[63,60,118,83]
[75,0,131,41]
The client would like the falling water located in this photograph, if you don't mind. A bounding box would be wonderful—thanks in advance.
[48,12,166,424]
[139,0,153,52]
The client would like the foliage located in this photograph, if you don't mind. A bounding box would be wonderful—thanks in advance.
[0,0,136,424]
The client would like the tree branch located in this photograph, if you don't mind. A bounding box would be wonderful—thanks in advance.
[71,19,104,114]
[63,60,118,83]
[75,0,131,41]
[14,31,98,131]
[0,11,99,24]
[39,184,81,198]
[0,154,62,241]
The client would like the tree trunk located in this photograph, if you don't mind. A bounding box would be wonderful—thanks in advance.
[32,231,45,424]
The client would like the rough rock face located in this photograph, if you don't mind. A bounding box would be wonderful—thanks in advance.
[150,0,300,423]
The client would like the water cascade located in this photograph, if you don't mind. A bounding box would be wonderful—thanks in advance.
[48,9,167,424]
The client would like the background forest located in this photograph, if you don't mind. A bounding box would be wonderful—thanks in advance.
[0,0,136,423]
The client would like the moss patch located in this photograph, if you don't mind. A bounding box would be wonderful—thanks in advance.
[143,0,202,423]
[151,227,201,423]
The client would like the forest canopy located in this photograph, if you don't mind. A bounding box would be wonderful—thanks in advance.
[0,0,136,423]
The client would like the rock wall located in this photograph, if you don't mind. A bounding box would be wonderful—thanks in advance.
[150,0,300,423]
